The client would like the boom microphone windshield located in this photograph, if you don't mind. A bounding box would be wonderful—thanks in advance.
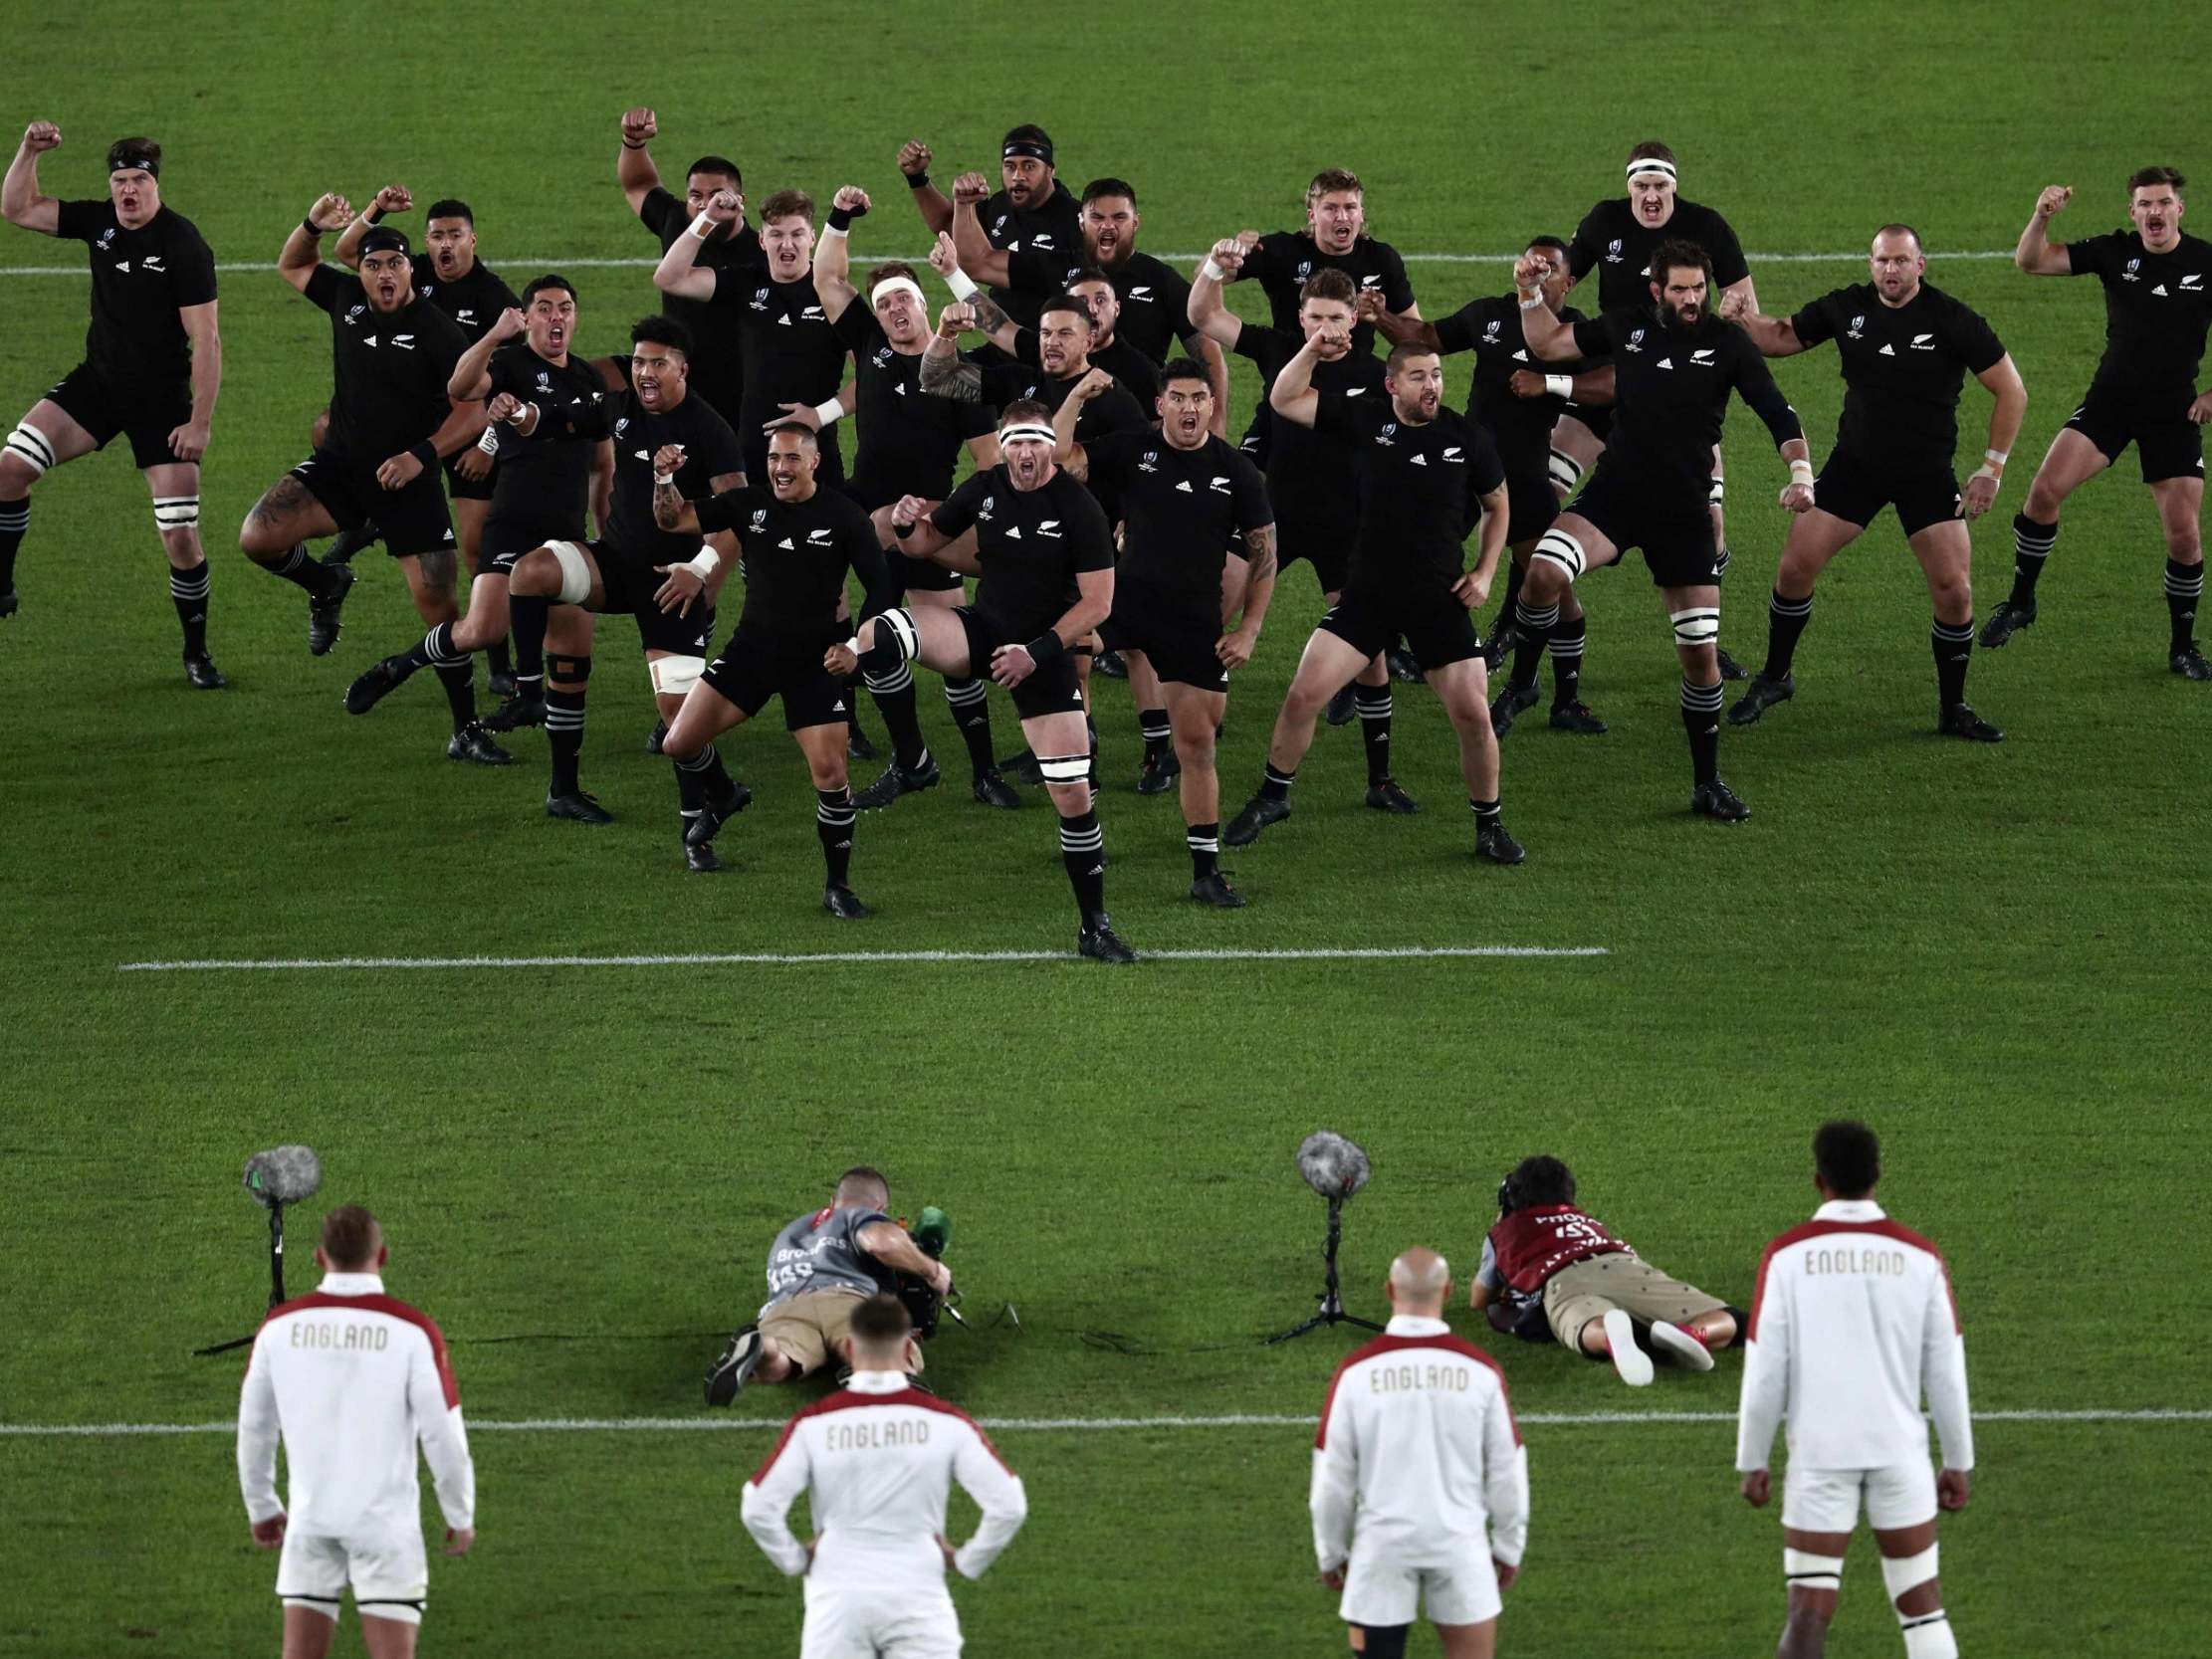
[242,1146,322,1208]
[1296,1131,1370,1200]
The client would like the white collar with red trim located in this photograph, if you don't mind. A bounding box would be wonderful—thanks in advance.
[316,1272,386,1295]
[842,1369,912,1395]
[1383,1315,1449,1337]
[1812,1199,1885,1223]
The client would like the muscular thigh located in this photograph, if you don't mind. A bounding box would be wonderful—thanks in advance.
[1019,708,1089,757]
[13,399,101,468]
[2151,475,2205,549]
[246,471,338,542]
[907,605,975,673]
[1904,518,1973,587]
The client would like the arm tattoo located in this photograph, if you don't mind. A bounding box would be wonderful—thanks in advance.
[971,292,1012,336]
[1243,524,1277,583]
[653,477,685,528]
[919,350,983,402]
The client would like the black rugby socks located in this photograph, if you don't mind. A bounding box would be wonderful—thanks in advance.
[1931,617,1975,708]
[2166,558,2203,653]
[2008,513,2057,607]
[1764,589,1813,680]
[1680,677,1723,787]
[169,561,210,656]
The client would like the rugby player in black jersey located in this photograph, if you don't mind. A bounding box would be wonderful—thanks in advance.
[652,426,896,917]
[906,125,1081,335]
[838,402,1136,963]
[948,174,1225,415]
[1225,335,1524,865]
[1561,141,1759,676]
[1997,170,2212,679]
[1,124,224,685]
[1516,239,1812,822]
[1721,226,2026,738]
[343,279,614,740]
[1054,362,1275,905]
[325,190,520,621]
[617,106,758,434]
[500,317,749,856]
[241,201,493,727]
[1366,237,1613,732]
[1191,256,1399,745]
[809,190,1018,812]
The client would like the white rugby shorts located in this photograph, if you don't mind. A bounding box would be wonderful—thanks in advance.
[277,1521,429,1624]
[801,1578,963,1658]
[1782,1460,1938,1533]
[1339,1541,1502,1628]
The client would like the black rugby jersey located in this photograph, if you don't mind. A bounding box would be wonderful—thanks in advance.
[930,464,1116,641]
[639,187,763,413]
[54,199,217,389]
[1435,294,1592,473]
[302,264,468,468]
[1567,197,1750,313]
[976,179,1084,329]
[407,255,518,347]
[706,266,849,424]
[1231,323,1387,540]
[974,360,1150,446]
[1789,282,2004,463]
[484,343,611,538]
[1006,247,1200,367]
[2065,229,2212,403]
[1239,230,1416,357]
[1011,327,1161,404]
[693,483,890,641]
[1309,398,1506,590]
[1082,430,1271,609]
[603,360,746,571]
[833,306,995,502]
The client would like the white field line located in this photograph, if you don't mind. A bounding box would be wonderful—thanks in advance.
[0,250,2024,279]
[117,945,1611,972]
[5,1407,2205,1437]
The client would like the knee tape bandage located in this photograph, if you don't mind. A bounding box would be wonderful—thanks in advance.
[1708,475,1726,507]
[649,654,705,697]
[4,422,57,478]
[547,540,594,605]
[1880,1543,1938,1601]
[1784,1547,1845,1592]
[1670,604,1721,647]
[546,654,591,683]
[153,495,200,531]
[1036,751,1091,785]
[1548,447,1583,493]
[1532,528,1586,581]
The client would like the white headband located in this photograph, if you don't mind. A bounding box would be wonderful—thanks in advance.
[1628,159,1678,183]
[870,277,927,310]
[998,422,1057,445]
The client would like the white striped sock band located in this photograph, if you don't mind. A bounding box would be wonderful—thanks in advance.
[2015,522,2057,554]
[1138,713,1172,739]
[675,746,718,773]
[424,624,467,668]
[1551,627,1585,661]
[1680,677,1725,714]
[1263,764,1296,790]
[0,504,31,531]
[1059,825,1105,852]
[1931,619,1976,643]
[544,711,586,731]
[168,567,210,600]
[865,663,915,695]
[1186,832,1220,852]
[1769,592,1813,619]
[2166,566,2205,597]
[1355,690,1391,717]
[1518,600,1561,632]
[817,803,857,827]
[152,496,199,530]
[944,679,988,707]
[277,545,307,574]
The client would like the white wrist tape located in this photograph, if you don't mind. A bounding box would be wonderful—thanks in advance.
[1789,459,1815,487]
[1519,291,1548,311]
[686,547,722,580]
[945,269,980,302]
[810,398,844,428]
[688,211,717,240]
[653,472,674,488]
[1202,258,1226,284]
[1984,447,2009,467]
[1544,374,1573,397]
[476,425,500,455]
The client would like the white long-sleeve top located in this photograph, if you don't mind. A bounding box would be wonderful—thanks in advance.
[236,1272,476,1535]
[1736,1199,1973,1474]
[1310,1315,1528,1573]
[742,1372,1027,1585]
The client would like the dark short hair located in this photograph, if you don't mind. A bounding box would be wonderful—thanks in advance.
[1527,234,1570,260]
[2128,165,2186,196]
[630,315,693,356]
[424,199,474,227]
[1002,123,1053,156]
[1649,238,1713,286]
[1067,266,1115,291]
[320,1203,381,1270]
[999,397,1053,430]
[760,188,814,225]
[522,274,576,306]
[1505,1155,1576,1208]
[1082,176,1137,209]
[107,136,161,176]
[1385,339,1439,377]
[1159,356,1210,389]
[1814,1121,1881,1199]
[1628,139,1678,168]
[766,421,819,448]
[837,1165,890,1204]
[1298,269,1359,310]
[687,155,743,188]
[1039,293,1095,328]
[848,1294,913,1348]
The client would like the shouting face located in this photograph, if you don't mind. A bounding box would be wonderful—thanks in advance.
[526,287,576,358]
[1036,306,1092,376]
[1629,170,1677,229]
[630,342,689,411]
[2130,181,2185,252]
[766,429,818,500]
[762,213,812,282]
[1386,353,1443,423]
[1158,376,1212,449]
[1082,194,1137,268]
[426,214,477,281]
[109,166,159,230]
[1308,188,1364,256]
[1000,430,1054,489]
[1653,263,1708,327]
[359,249,411,313]
[1001,154,1051,209]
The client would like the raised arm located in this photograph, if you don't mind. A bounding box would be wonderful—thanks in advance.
[897,139,953,235]
[617,106,663,218]
[927,233,1022,353]
[1266,330,1333,429]
[1513,255,1582,363]
[449,307,525,401]
[2015,185,2075,276]
[2,121,63,234]
[814,185,867,322]
[1964,353,2028,518]
[1049,371,1108,474]
[1186,238,1247,350]
[280,193,352,294]
[948,172,1012,289]
[918,304,986,402]
[650,443,705,534]
[332,183,410,270]
[1360,289,1441,351]
[1716,288,1805,356]
[653,188,742,301]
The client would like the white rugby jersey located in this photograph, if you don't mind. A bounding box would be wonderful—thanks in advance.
[742,1372,1028,1584]
[1736,1199,1973,1475]
[237,1272,475,1536]
[1310,1316,1529,1571]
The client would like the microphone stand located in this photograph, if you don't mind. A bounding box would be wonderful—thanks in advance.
[1263,1195,1384,1346]
[194,1200,291,1357]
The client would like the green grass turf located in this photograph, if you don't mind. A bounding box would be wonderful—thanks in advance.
[3,1,2210,1655]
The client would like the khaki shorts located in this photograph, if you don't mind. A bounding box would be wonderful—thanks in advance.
[1543,1252,1724,1349]
[760,1290,924,1376]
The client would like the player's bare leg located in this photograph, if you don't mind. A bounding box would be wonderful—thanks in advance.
[1707,443,1744,678]
[134,457,224,686]
[540,601,605,822]
[1163,675,1236,906]
[1017,705,1131,960]
[279,1602,338,1659]
[1730,507,1860,726]
[1664,582,1743,820]
[1436,1618,1498,1659]
[1498,513,1621,738]
[238,472,352,655]
[2151,474,2207,678]
[1493,535,1603,732]
[1776,1524,1849,1658]
[1905,519,2002,737]
[1984,427,2108,646]
[0,400,99,618]
[378,548,501,761]
[1128,647,1178,794]
[1430,656,1521,864]
[355,1610,420,1659]
[1223,627,1369,846]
